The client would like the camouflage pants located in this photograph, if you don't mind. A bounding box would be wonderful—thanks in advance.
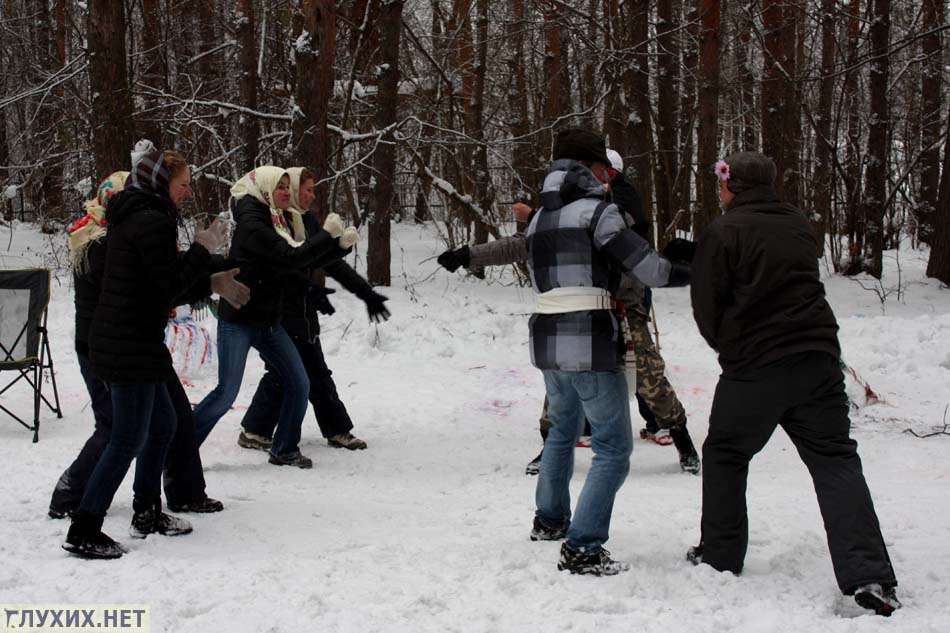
[539,303,687,435]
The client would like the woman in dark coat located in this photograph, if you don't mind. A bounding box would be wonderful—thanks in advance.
[193,167,354,468]
[50,171,238,519]
[63,151,228,559]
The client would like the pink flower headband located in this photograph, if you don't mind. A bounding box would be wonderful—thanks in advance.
[715,159,730,182]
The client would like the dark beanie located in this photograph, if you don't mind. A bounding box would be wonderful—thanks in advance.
[722,151,776,193]
[552,128,610,165]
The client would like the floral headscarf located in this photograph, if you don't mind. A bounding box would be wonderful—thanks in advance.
[67,171,129,272]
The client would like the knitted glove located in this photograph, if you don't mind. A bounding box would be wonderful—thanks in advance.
[358,288,391,323]
[663,238,698,264]
[340,226,359,249]
[307,285,336,316]
[437,246,471,272]
[323,213,344,239]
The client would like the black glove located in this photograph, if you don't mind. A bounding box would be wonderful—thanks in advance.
[307,285,336,315]
[358,288,391,323]
[663,238,698,264]
[436,245,471,272]
[666,263,691,288]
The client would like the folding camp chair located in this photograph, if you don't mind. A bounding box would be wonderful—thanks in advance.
[0,268,62,441]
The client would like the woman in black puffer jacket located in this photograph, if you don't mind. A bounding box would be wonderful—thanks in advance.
[193,166,356,469]
[63,151,228,560]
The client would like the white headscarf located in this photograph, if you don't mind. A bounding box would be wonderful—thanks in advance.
[230,166,302,247]
[284,167,311,241]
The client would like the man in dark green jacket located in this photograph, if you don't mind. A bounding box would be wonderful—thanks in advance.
[688,151,900,616]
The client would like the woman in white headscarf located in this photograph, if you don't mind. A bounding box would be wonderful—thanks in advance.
[237,167,388,453]
[193,167,355,468]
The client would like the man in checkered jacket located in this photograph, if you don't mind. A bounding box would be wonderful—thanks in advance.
[525,128,689,576]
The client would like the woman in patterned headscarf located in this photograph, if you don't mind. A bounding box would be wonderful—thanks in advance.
[192,167,356,469]
[62,151,231,559]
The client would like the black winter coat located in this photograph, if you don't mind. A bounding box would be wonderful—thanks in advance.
[609,172,648,237]
[218,196,347,328]
[89,191,211,384]
[280,212,372,342]
[73,239,107,355]
[690,186,840,375]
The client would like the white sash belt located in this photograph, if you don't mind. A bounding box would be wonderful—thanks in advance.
[535,287,612,314]
[534,287,637,388]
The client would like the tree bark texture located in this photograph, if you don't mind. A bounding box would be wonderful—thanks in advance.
[87,0,137,180]
[366,0,404,287]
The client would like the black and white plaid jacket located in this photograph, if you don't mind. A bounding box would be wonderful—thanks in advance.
[525,159,688,371]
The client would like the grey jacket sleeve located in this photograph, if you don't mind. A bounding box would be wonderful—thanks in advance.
[467,235,528,268]
[593,204,681,288]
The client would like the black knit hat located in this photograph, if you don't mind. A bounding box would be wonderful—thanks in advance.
[552,128,610,165]
[720,151,777,193]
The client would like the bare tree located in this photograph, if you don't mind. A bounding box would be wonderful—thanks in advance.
[918,0,945,244]
[366,0,405,286]
[861,0,892,279]
[694,0,720,236]
[87,0,136,177]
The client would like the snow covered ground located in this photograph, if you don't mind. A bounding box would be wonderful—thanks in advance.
[1,220,948,632]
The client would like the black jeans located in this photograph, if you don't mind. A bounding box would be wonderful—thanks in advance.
[241,334,353,440]
[50,352,208,514]
[700,351,897,593]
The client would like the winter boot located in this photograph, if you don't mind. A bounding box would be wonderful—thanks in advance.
[327,432,368,450]
[268,450,313,469]
[237,429,272,451]
[130,501,193,539]
[167,496,224,514]
[62,513,127,560]
[525,450,543,476]
[557,543,629,576]
[530,516,568,541]
[686,543,704,566]
[854,583,901,617]
[48,506,72,520]
[669,426,701,474]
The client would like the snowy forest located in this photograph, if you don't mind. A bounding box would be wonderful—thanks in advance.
[1,0,948,286]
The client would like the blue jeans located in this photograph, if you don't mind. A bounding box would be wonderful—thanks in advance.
[194,321,309,456]
[78,382,177,517]
[535,369,633,552]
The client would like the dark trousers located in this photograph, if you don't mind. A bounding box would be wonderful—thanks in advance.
[50,352,208,514]
[701,351,897,593]
[77,382,176,517]
[241,333,353,440]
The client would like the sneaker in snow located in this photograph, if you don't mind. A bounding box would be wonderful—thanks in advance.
[679,451,701,474]
[268,450,313,469]
[575,435,592,448]
[557,542,629,576]
[670,426,701,474]
[63,526,128,560]
[237,430,272,451]
[167,497,224,514]
[530,516,567,541]
[525,450,543,476]
[854,583,901,617]
[327,432,367,450]
[640,428,673,446]
[129,508,193,539]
